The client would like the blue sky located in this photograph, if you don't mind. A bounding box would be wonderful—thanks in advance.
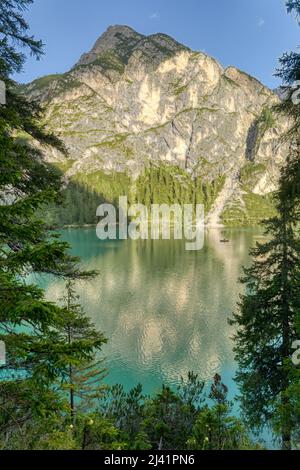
[15,0,299,88]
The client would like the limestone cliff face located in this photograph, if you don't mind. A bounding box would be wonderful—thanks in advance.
[24,25,288,226]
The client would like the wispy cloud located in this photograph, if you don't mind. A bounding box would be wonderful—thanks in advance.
[258,18,265,28]
[149,12,159,20]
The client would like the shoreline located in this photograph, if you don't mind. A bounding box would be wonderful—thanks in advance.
[50,223,264,231]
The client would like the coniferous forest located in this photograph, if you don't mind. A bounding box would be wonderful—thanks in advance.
[0,0,300,457]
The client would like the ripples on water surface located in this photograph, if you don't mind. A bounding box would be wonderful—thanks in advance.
[41,228,263,396]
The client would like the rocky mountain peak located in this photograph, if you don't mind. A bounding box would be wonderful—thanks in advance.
[75,25,188,69]
[76,25,144,67]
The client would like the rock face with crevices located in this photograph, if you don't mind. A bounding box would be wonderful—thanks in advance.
[23,25,289,226]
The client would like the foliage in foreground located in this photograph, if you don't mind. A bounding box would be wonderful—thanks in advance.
[0,374,263,450]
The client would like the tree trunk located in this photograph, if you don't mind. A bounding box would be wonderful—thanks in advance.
[69,364,75,424]
[280,208,292,450]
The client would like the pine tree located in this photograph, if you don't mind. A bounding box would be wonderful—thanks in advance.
[0,0,43,78]
[0,0,104,438]
[187,374,256,450]
[275,0,300,204]
[231,1,300,450]
[60,280,107,422]
[230,192,300,449]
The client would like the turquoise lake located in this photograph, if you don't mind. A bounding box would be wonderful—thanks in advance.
[39,227,265,399]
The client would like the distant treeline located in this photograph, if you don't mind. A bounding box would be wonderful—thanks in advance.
[42,164,227,227]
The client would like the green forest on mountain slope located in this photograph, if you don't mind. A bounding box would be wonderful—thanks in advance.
[43,163,275,227]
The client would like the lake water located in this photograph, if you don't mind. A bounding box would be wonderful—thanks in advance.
[40,227,264,398]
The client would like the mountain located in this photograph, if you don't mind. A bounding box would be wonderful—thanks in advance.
[23,25,289,227]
